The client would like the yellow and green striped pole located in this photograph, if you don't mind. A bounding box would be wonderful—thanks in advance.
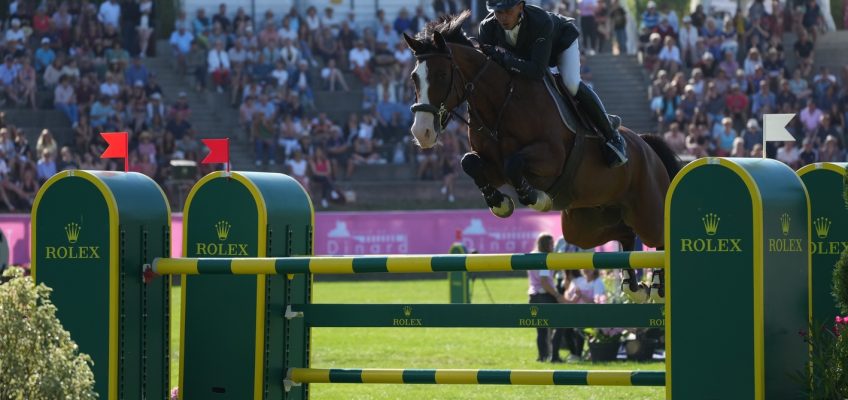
[286,368,665,387]
[153,251,665,275]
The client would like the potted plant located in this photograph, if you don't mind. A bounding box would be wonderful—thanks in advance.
[584,328,623,362]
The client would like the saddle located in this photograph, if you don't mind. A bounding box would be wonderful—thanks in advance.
[540,72,622,210]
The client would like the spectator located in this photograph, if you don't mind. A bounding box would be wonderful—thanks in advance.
[801,0,823,40]
[349,40,373,85]
[166,110,192,140]
[15,57,36,109]
[322,7,343,35]
[713,117,737,156]
[751,83,776,117]
[730,136,747,157]
[169,25,194,75]
[678,16,698,66]
[98,0,121,29]
[776,140,800,168]
[137,0,155,57]
[57,146,79,171]
[321,59,350,92]
[310,146,340,208]
[208,40,231,93]
[725,83,749,123]
[125,56,150,86]
[800,98,823,136]
[819,135,845,162]
[212,3,230,33]
[36,149,57,183]
[34,38,55,73]
[793,29,814,77]
[664,122,686,154]
[186,40,207,91]
[743,48,763,78]
[285,149,310,192]
[741,118,763,151]
[658,36,683,71]
[192,8,211,39]
[798,137,818,166]
[527,233,567,363]
[55,76,79,127]
[252,112,276,166]
[90,96,115,129]
[641,1,659,30]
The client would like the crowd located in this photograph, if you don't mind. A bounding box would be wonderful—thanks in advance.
[0,0,842,213]
[637,0,846,166]
[0,0,222,212]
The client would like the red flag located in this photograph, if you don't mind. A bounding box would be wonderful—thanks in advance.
[100,132,128,172]
[201,138,229,164]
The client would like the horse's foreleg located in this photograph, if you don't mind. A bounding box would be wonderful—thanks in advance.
[503,153,552,212]
[461,152,514,218]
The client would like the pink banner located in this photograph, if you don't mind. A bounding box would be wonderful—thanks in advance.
[6,209,630,266]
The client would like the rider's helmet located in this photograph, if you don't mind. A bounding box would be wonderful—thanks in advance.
[486,0,523,12]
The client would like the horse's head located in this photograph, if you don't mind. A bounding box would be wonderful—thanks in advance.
[404,31,459,148]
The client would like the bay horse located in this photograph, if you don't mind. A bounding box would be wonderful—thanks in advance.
[403,12,680,300]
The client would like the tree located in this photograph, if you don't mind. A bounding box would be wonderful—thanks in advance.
[0,267,96,400]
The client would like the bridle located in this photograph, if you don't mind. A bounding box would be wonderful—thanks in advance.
[410,47,512,140]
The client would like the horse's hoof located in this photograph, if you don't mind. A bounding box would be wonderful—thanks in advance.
[649,275,665,303]
[490,195,515,218]
[528,191,552,212]
[622,282,649,303]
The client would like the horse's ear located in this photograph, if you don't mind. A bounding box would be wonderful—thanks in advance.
[403,33,425,54]
[433,31,448,52]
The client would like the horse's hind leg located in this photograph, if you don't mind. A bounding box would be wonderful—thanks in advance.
[461,152,514,218]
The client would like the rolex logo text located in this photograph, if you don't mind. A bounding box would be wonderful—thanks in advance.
[769,213,803,253]
[680,213,743,253]
[393,306,423,326]
[195,220,249,256]
[519,305,549,327]
[810,217,846,254]
[45,222,101,259]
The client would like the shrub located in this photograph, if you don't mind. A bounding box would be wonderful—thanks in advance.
[0,267,96,400]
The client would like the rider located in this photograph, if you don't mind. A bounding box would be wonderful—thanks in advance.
[478,0,628,167]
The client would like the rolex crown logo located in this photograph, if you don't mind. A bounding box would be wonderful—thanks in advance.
[814,217,831,239]
[780,213,791,236]
[65,222,81,244]
[530,306,539,317]
[402,306,412,317]
[215,221,231,241]
[702,213,720,236]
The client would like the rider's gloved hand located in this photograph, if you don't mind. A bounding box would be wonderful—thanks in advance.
[480,44,507,64]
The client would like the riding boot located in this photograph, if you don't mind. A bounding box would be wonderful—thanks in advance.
[574,82,628,167]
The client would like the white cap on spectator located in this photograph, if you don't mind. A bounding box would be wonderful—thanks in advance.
[11,18,20,26]
[683,16,691,23]
[41,37,51,44]
[747,119,760,130]
[134,80,144,87]
[151,93,162,100]
[647,1,656,8]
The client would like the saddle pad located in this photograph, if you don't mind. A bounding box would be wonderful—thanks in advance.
[542,72,594,138]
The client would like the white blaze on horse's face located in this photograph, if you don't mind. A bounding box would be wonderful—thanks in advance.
[411,61,438,148]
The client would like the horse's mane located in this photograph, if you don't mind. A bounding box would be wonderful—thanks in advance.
[415,10,474,50]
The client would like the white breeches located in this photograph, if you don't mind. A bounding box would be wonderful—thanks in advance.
[557,41,581,95]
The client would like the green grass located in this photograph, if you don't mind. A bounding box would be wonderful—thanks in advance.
[170,277,665,399]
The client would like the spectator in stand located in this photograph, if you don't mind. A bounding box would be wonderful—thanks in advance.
[212,3,230,33]
[658,36,682,72]
[252,112,276,167]
[762,47,784,81]
[55,76,79,127]
[751,83,776,117]
[800,98,823,137]
[208,40,231,93]
[776,140,800,168]
[98,0,121,29]
[725,83,749,124]
[286,148,310,191]
[34,38,55,73]
[125,56,150,86]
[742,119,763,152]
[743,48,763,79]
[192,8,211,38]
[90,96,115,129]
[579,0,599,55]
[678,16,698,66]
[793,29,814,77]
[349,40,372,85]
[730,136,747,157]
[169,25,194,75]
[642,32,662,73]
[322,7,343,36]
[664,122,686,154]
[819,135,845,162]
[802,0,823,40]
[321,59,350,92]
[713,117,737,156]
[641,1,659,30]
[700,18,722,61]
[137,0,155,57]
[310,147,340,208]
[36,149,57,183]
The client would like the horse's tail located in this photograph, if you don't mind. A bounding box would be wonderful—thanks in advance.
[640,134,681,181]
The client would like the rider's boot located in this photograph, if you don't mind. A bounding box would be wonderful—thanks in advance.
[574,82,628,168]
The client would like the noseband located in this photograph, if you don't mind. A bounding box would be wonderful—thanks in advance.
[410,50,491,137]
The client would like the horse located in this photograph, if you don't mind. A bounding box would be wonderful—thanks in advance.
[403,11,680,301]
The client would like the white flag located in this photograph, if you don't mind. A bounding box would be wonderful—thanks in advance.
[763,113,796,142]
